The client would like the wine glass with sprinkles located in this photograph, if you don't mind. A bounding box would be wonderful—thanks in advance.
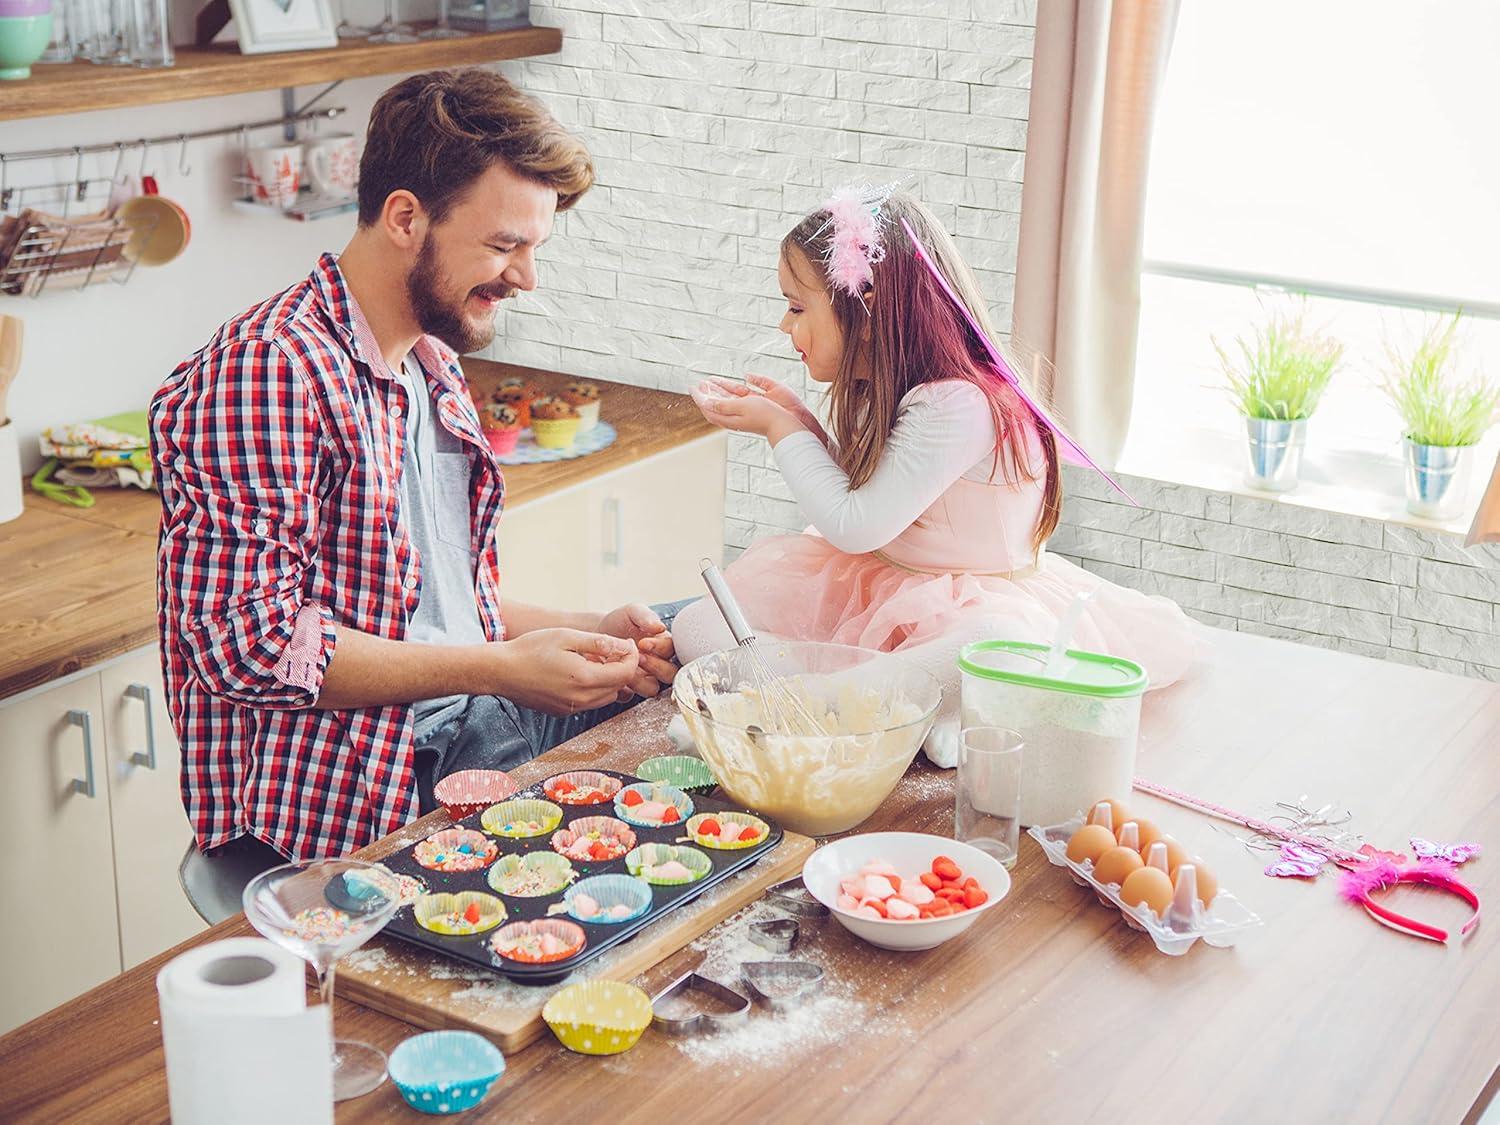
[243,859,400,1101]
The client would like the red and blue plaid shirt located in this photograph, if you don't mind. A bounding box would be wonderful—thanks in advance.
[151,253,506,861]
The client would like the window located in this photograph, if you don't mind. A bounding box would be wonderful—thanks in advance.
[1125,1,1500,526]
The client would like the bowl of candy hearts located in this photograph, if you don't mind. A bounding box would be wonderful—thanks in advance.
[801,832,1011,951]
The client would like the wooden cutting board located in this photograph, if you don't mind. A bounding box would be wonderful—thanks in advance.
[338,827,816,1054]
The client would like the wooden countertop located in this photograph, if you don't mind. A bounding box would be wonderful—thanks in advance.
[3,631,1496,1122]
[0,361,716,702]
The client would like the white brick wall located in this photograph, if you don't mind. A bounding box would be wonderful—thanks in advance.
[485,0,1034,556]
[1051,466,1500,681]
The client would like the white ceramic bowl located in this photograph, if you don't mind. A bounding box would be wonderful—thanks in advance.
[801,832,1012,951]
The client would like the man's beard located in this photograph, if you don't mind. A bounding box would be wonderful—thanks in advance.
[406,235,514,354]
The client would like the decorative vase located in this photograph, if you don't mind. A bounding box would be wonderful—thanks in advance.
[1403,438,1474,521]
[1244,416,1307,493]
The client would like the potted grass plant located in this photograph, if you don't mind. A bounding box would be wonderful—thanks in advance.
[1216,306,1343,492]
[1383,313,1500,520]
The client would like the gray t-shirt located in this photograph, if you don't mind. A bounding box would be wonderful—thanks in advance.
[394,356,485,739]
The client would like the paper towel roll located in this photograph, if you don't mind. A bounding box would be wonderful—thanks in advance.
[0,421,22,524]
[157,938,333,1125]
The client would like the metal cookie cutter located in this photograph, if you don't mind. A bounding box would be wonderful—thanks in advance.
[741,961,825,1012]
[747,918,799,954]
[764,876,829,918]
[650,972,751,1036]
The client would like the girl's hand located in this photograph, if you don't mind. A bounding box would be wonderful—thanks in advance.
[745,374,830,446]
[691,379,805,444]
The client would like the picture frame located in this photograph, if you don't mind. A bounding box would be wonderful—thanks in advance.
[228,0,339,54]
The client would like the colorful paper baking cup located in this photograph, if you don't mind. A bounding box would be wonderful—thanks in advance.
[485,427,521,456]
[433,769,517,820]
[563,874,652,925]
[413,827,500,872]
[490,919,586,965]
[543,770,623,805]
[487,851,577,898]
[625,843,713,886]
[635,755,716,795]
[413,891,507,936]
[480,798,563,839]
[388,1029,505,1115]
[543,980,652,1056]
[613,782,695,828]
[551,816,637,862]
[530,416,581,450]
[686,811,770,850]
[571,399,601,432]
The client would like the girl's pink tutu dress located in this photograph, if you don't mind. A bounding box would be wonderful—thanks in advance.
[673,380,1202,764]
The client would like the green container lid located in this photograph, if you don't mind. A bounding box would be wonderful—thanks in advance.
[958,640,1146,699]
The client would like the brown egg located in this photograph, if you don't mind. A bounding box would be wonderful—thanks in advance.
[1156,836,1188,873]
[1088,799,1130,832]
[1093,845,1144,887]
[1120,866,1174,917]
[1066,824,1118,865]
[1131,818,1163,857]
[1170,859,1219,907]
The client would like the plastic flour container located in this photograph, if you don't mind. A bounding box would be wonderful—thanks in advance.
[958,641,1146,827]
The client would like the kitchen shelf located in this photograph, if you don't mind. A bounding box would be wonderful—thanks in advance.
[0,24,563,121]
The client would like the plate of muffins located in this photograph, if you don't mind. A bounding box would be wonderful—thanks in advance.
[480,377,617,464]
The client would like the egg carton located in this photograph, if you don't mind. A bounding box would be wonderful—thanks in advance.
[1028,817,1263,956]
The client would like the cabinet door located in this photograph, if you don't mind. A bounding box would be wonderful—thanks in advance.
[496,485,594,610]
[0,676,122,1033]
[99,648,205,968]
[586,433,728,613]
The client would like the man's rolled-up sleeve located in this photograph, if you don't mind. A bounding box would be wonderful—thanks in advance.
[153,337,338,709]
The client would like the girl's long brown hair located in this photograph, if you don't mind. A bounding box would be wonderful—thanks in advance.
[782,191,1061,552]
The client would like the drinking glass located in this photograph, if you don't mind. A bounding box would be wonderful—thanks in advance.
[335,0,372,39]
[955,726,1023,869]
[367,0,417,42]
[418,0,468,38]
[127,0,172,67]
[243,860,400,1101]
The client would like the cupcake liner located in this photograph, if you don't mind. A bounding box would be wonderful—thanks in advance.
[485,428,521,456]
[480,799,563,839]
[531,417,581,450]
[685,811,770,851]
[635,755,716,796]
[413,828,500,872]
[551,816,637,863]
[414,891,507,936]
[542,980,652,1055]
[625,843,713,886]
[433,769,517,819]
[614,782,695,828]
[543,771,623,806]
[389,1030,505,1115]
[572,399,601,432]
[487,851,577,898]
[564,874,652,925]
[489,919,586,965]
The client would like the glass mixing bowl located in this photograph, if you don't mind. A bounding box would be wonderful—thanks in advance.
[672,641,941,836]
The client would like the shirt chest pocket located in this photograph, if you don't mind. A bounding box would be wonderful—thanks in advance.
[433,452,474,550]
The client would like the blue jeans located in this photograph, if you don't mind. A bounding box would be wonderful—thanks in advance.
[413,599,689,812]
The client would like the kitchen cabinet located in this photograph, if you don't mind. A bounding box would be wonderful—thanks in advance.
[498,433,728,612]
[0,648,203,1033]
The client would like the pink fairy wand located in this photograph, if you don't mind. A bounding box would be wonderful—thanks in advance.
[899,216,1136,504]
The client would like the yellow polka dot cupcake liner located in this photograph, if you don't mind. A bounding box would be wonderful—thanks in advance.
[530,417,581,450]
[480,798,563,839]
[542,980,652,1055]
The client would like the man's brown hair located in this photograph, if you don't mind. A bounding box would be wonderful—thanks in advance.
[358,68,594,227]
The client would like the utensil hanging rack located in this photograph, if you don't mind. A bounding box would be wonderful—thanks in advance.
[0,101,347,298]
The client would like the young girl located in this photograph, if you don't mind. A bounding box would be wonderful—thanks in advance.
[671,189,1200,765]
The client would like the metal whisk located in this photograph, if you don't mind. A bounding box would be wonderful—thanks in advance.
[699,559,828,737]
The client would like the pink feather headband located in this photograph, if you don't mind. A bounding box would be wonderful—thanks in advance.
[812,184,896,299]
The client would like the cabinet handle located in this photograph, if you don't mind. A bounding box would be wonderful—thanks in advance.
[602,496,622,567]
[125,682,157,769]
[66,709,96,799]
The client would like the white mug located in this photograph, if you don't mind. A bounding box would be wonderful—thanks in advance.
[246,143,303,210]
[303,134,359,199]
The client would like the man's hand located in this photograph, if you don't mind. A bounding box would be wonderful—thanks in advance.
[598,603,678,699]
[496,629,641,715]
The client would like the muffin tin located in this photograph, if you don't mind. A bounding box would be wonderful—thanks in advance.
[375,769,783,983]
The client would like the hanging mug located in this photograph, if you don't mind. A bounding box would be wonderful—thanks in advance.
[303,133,358,199]
[245,142,303,210]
